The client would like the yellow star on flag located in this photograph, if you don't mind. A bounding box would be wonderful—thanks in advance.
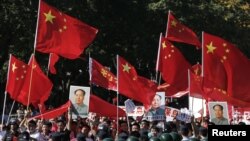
[162,41,167,49]
[122,63,131,73]
[206,42,216,54]
[44,10,56,24]
[12,62,17,73]
[171,20,177,27]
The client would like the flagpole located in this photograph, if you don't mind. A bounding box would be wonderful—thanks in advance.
[1,92,7,130]
[2,54,12,130]
[47,53,52,76]
[116,55,119,137]
[33,0,41,52]
[27,54,35,110]
[155,33,162,83]
[165,10,171,37]
[6,101,16,124]
[187,69,193,112]
[201,32,205,121]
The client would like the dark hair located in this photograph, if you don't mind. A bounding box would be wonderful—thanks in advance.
[155,94,162,100]
[74,89,86,96]
[213,104,223,110]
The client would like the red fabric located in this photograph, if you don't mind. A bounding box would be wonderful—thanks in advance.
[166,12,201,47]
[189,71,206,99]
[17,55,53,107]
[6,55,29,100]
[157,36,191,96]
[30,101,71,120]
[118,56,156,105]
[203,32,250,103]
[89,58,117,91]
[48,53,59,74]
[191,63,202,76]
[89,94,126,117]
[36,1,98,59]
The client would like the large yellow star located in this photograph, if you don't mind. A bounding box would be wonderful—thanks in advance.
[206,42,216,54]
[171,20,177,27]
[162,41,167,49]
[122,63,131,73]
[44,10,56,24]
[12,62,17,73]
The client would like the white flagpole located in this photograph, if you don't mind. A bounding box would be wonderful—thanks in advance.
[165,10,171,37]
[33,0,41,51]
[6,101,15,124]
[116,55,119,137]
[2,54,12,130]
[47,53,52,76]
[155,33,162,83]
[201,32,205,120]
[1,92,7,130]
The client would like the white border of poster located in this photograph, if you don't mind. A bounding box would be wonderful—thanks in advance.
[208,102,229,125]
[69,85,90,119]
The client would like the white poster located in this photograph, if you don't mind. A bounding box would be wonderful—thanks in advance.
[69,85,90,119]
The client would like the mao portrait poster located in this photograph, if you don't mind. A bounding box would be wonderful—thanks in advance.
[208,102,229,125]
[69,85,90,119]
[144,92,165,121]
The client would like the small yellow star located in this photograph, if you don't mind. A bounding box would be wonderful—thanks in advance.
[225,49,230,53]
[162,41,167,49]
[223,43,227,47]
[59,29,63,32]
[171,20,177,27]
[12,62,18,73]
[63,25,67,30]
[44,10,56,24]
[122,63,131,73]
[206,42,216,54]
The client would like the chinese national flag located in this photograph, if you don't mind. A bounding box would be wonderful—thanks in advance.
[48,53,59,74]
[30,101,71,120]
[157,36,191,96]
[36,0,98,59]
[18,55,53,107]
[166,12,201,47]
[118,56,156,105]
[6,55,29,100]
[203,32,250,103]
[89,94,126,117]
[89,58,117,91]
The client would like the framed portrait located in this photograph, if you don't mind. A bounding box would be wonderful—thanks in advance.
[208,102,229,125]
[144,92,165,121]
[69,85,90,119]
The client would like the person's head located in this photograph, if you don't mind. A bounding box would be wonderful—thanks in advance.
[213,104,224,119]
[140,120,149,130]
[131,123,140,132]
[28,120,37,133]
[42,121,51,134]
[152,95,162,109]
[150,126,159,137]
[119,121,128,132]
[56,116,66,132]
[74,89,86,105]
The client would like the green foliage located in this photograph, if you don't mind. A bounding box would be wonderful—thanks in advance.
[0,0,249,107]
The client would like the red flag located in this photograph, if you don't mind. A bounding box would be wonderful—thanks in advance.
[36,1,98,59]
[89,58,117,91]
[118,56,156,105]
[5,55,29,100]
[203,32,250,103]
[18,55,53,107]
[166,12,201,47]
[189,71,206,99]
[48,53,59,74]
[191,63,202,76]
[89,95,126,117]
[157,36,191,96]
[30,101,71,120]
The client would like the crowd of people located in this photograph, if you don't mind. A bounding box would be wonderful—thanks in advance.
[0,104,211,141]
